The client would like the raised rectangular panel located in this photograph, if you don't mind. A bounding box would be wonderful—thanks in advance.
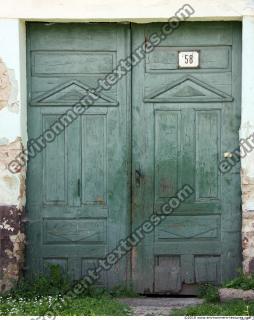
[81,258,106,285]
[147,48,178,71]
[43,114,67,205]
[146,46,231,72]
[156,216,220,241]
[32,51,115,75]
[43,219,106,244]
[154,256,182,292]
[201,47,230,69]
[82,115,107,205]
[195,110,221,200]
[155,110,181,199]
[144,23,233,48]
[195,255,221,284]
[30,24,117,51]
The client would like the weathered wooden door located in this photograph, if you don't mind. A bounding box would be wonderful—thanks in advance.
[132,22,242,293]
[26,23,131,286]
[27,22,241,292]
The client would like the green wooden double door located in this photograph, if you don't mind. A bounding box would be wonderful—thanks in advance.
[27,22,241,293]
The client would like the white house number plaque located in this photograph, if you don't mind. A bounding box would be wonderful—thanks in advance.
[178,51,199,68]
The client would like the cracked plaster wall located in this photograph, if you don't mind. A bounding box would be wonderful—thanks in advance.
[0,19,26,293]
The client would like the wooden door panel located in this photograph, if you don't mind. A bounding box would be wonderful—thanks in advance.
[132,22,241,293]
[26,23,131,285]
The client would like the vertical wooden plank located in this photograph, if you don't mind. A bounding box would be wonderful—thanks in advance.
[81,115,106,205]
[181,107,195,202]
[155,110,180,199]
[154,256,182,292]
[195,110,220,200]
[43,115,67,205]
[181,254,195,284]
[106,24,131,287]
[195,256,221,284]
[131,24,155,293]
[220,22,242,282]
[67,117,81,207]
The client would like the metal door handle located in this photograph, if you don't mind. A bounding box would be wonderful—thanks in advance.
[135,168,142,187]
[77,179,81,198]
[224,152,233,158]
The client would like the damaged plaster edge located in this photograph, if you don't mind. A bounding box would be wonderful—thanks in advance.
[19,20,27,146]
[242,211,254,219]
[0,137,27,210]
[0,20,27,211]
[0,19,27,145]
[0,135,23,147]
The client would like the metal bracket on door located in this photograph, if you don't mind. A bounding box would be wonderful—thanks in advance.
[77,178,81,198]
[135,165,143,187]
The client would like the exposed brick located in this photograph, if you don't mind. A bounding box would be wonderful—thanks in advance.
[0,205,25,293]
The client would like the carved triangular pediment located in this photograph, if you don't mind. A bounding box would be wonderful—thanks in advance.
[144,75,233,103]
[31,80,118,106]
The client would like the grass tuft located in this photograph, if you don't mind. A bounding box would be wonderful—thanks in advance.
[0,265,131,316]
[198,283,219,302]
[224,271,254,290]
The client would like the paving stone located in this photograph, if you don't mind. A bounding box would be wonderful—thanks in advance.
[119,297,203,316]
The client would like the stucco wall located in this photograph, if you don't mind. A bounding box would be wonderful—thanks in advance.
[0,0,251,21]
[0,20,26,292]
[240,16,254,274]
